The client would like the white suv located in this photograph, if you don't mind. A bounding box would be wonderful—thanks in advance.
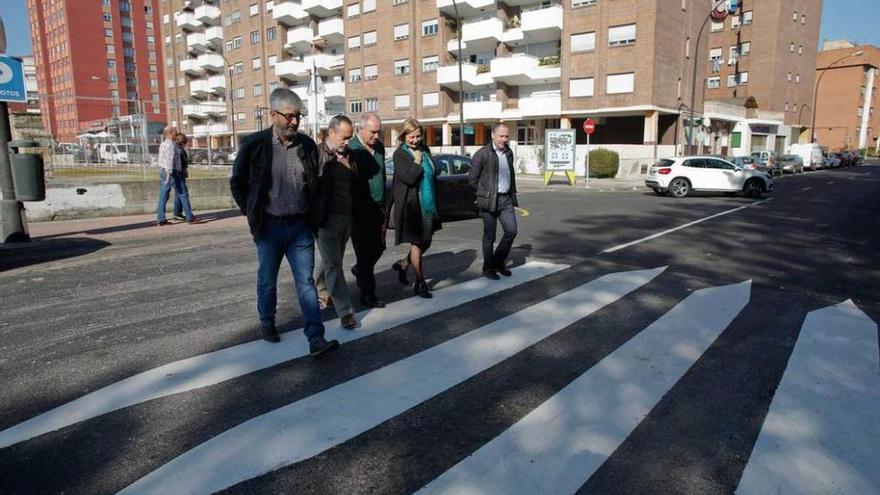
[646,156,774,198]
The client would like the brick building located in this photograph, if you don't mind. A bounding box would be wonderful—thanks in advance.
[813,41,879,152]
[27,0,168,143]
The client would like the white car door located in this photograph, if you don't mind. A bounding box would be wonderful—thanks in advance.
[681,158,710,189]
[705,158,739,190]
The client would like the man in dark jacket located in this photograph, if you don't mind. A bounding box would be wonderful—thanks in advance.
[468,122,518,280]
[230,88,338,358]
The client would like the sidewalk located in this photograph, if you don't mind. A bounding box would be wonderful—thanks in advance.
[517,173,647,192]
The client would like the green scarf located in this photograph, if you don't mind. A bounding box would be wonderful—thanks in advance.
[402,144,438,217]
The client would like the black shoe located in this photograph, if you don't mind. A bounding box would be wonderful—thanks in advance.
[309,337,340,358]
[173,215,186,222]
[496,266,512,277]
[392,261,409,285]
[482,269,500,280]
[260,325,281,343]
[361,295,386,308]
[156,220,169,226]
[414,280,433,299]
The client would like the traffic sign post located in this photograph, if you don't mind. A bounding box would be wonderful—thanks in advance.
[583,118,596,188]
[0,54,30,242]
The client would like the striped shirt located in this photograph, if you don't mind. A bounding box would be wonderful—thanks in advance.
[157,139,180,174]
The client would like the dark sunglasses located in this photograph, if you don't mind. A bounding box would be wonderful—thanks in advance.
[272,110,303,123]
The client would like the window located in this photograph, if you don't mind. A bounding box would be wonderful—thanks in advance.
[801,14,806,24]
[104,13,112,22]
[711,20,723,32]
[224,10,241,26]
[267,27,277,41]
[395,94,410,109]
[790,42,795,53]
[348,35,360,50]
[252,57,262,70]
[785,102,790,112]
[422,19,439,37]
[423,92,439,108]
[394,59,411,75]
[793,11,797,21]
[608,24,636,46]
[363,0,376,12]
[163,13,169,24]
[393,0,407,4]
[106,44,115,54]
[347,3,360,18]
[739,41,751,55]
[709,47,723,61]
[572,0,597,6]
[731,15,741,28]
[149,64,157,73]
[233,87,245,100]
[422,55,439,72]
[364,31,377,46]
[571,32,596,52]
[104,28,113,37]
[250,3,259,16]
[268,55,277,66]
[349,68,362,83]
[707,77,720,89]
[727,74,737,87]
[364,64,378,80]
[251,31,261,44]
[365,97,378,111]
[731,132,742,148]
[234,62,244,74]
[394,24,410,41]
[350,100,363,113]
[254,84,263,96]
[799,44,803,55]
[787,72,792,81]
[606,72,635,94]
[796,73,800,83]
[742,11,752,25]
[164,35,171,45]
[266,1,274,12]
[569,77,594,97]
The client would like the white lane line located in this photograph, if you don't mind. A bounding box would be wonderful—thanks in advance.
[417,280,751,495]
[826,181,835,184]
[0,261,566,450]
[601,199,774,254]
[119,266,667,495]
[737,300,879,495]
[801,186,813,192]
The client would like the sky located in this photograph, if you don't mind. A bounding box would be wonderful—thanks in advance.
[0,0,878,57]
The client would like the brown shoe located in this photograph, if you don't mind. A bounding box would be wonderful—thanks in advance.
[340,313,358,329]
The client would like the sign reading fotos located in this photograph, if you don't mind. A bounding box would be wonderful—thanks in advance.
[543,129,577,185]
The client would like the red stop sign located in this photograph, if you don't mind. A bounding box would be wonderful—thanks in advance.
[583,118,596,135]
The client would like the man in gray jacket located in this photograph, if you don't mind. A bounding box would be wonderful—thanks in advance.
[468,122,518,280]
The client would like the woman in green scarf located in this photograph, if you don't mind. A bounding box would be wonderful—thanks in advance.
[390,118,442,298]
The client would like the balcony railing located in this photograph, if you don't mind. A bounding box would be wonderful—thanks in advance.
[194,4,221,25]
[273,1,309,26]
[302,0,343,18]
[175,12,203,31]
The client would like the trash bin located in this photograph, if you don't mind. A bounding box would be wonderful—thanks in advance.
[9,140,46,202]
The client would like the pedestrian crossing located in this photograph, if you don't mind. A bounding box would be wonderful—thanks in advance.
[0,263,877,495]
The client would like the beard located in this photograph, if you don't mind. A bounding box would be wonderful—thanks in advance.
[275,123,298,141]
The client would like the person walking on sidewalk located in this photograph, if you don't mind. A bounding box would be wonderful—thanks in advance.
[229,88,339,358]
[314,115,359,329]
[172,132,196,222]
[156,126,196,225]
[390,118,441,299]
[469,122,518,280]
[348,113,388,309]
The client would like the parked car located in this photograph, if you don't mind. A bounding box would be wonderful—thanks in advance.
[384,153,478,221]
[788,143,823,171]
[53,142,87,162]
[97,143,135,163]
[750,150,782,176]
[726,155,760,171]
[645,156,774,198]
[188,147,233,165]
[824,152,841,168]
[779,154,805,174]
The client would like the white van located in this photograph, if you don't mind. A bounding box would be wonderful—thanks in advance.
[97,143,134,163]
[788,143,823,171]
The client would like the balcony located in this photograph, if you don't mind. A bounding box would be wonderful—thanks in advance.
[458,17,504,53]
[273,1,309,26]
[186,32,207,54]
[207,74,226,93]
[205,104,227,117]
[175,12,203,31]
[180,58,203,76]
[302,0,343,18]
[285,26,314,53]
[190,78,210,97]
[275,59,310,80]
[489,54,560,85]
[194,4,221,25]
[520,5,563,43]
[205,26,224,46]
[197,53,225,73]
[182,104,209,118]
[518,92,561,117]
[305,53,345,75]
[324,80,345,102]
[192,122,231,136]
[437,63,494,90]
[462,100,503,120]
[437,0,495,17]
[317,17,344,45]
[290,84,309,101]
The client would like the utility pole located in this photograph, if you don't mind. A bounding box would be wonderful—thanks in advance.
[688,0,731,155]
[452,0,465,156]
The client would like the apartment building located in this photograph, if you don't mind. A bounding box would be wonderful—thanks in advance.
[27,0,167,143]
[703,0,822,155]
[7,56,41,115]
[813,41,879,151]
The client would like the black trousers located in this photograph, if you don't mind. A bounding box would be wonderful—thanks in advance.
[351,208,386,298]
[481,194,518,271]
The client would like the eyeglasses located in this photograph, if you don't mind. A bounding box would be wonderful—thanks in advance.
[272,110,303,123]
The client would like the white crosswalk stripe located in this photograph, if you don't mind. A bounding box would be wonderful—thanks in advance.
[737,300,880,495]
[0,261,566,450]
[119,266,666,494]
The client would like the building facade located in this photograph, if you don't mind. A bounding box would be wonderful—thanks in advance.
[813,42,879,151]
[27,0,168,143]
[7,56,41,115]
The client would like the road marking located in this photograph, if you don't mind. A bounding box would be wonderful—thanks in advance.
[0,261,566,449]
[416,281,751,495]
[601,199,775,254]
[737,300,879,495]
[826,181,835,184]
[801,186,813,192]
[119,267,666,495]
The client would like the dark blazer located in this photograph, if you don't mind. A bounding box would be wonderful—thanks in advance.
[391,145,441,245]
[230,128,321,237]
[177,146,189,179]
[315,144,374,228]
[468,143,518,213]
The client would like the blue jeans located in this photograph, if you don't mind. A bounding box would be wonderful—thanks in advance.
[254,217,325,343]
[173,175,192,218]
[156,170,193,222]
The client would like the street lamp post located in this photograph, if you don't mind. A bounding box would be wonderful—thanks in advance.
[810,50,864,144]
[219,53,237,153]
[688,0,731,155]
[452,0,465,156]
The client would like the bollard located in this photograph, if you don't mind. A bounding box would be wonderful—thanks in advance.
[9,140,45,202]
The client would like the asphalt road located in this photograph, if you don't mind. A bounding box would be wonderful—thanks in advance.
[0,164,878,494]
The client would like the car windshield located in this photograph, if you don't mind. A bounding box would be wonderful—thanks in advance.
[652,159,675,168]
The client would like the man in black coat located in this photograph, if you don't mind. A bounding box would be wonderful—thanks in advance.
[230,88,339,358]
[468,122,518,280]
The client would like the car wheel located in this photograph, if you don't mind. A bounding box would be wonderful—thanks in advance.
[652,187,666,196]
[668,178,690,198]
[743,179,764,198]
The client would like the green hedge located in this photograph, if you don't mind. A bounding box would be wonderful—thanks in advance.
[588,148,620,178]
